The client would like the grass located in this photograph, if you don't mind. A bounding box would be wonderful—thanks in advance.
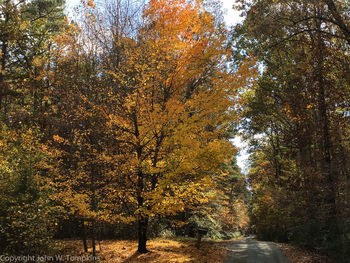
[54,237,231,263]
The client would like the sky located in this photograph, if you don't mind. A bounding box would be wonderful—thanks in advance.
[65,0,249,174]
[65,0,243,26]
[221,0,244,26]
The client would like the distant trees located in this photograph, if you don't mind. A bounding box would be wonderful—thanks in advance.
[0,0,66,255]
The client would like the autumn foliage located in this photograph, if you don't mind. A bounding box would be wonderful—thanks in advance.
[4,0,348,261]
[0,0,252,257]
[234,0,350,261]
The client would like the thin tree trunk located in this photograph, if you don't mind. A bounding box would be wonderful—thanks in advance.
[98,224,102,252]
[196,231,202,249]
[134,113,149,254]
[315,22,338,241]
[0,3,9,112]
[136,168,149,253]
[92,229,96,257]
[82,220,88,253]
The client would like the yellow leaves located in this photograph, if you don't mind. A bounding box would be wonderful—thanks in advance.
[46,0,256,226]
[87,0,95,8]
[32,57,43,67]
[145,0,211,51]
[54,191,92,217]
[53,135,65,143]
[82,0,95,9]
[170,220,187,227]
[19,20,30,31]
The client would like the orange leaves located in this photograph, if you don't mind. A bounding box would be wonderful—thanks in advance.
[53,135,65,143]
[48,0,256,231]
[59,238,228,263]
[82,0,95,9]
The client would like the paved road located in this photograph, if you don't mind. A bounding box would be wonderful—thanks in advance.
[224,237,289,263]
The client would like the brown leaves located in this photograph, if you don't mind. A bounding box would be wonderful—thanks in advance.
[274,243,335,263]
[57,238,227,263]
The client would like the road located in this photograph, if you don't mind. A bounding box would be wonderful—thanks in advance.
[224,237,289,263]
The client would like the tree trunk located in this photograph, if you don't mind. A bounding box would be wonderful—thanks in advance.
[196,232,202,249]
[137,216,149,253]
[315,23,338,242]
[0,26,9,111]
[98,225,102,252]
[92,234,96,257]
[82,220,88,253]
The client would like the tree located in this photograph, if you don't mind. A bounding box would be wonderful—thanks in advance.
[51,0,255,253]
[102,0,254,252]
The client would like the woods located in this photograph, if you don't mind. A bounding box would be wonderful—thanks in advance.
[0,0,251,257]
[234,0,350,261]
[0,0,349,262]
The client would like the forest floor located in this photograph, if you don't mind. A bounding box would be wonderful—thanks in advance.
[55,238,237,262]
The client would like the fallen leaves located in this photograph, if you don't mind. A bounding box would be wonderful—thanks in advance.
[56,238,227,263]
[274,242,335,263]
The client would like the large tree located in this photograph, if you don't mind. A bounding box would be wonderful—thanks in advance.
[51,0,254,253]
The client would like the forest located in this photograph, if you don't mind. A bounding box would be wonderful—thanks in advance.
[0,0,349,262]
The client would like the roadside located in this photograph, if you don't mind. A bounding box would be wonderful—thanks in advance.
[273,243,335,263]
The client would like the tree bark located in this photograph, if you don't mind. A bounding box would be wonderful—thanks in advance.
[81,220,88,253]
[92,228,96,257]
[92,238,96,257]
[196,231,202,249]
[137,216,149,253]
[134,112,149,254]
[0,2,9,111]
[314,22,339,241]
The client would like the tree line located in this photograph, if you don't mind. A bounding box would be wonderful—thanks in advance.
[233,0,350,261]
